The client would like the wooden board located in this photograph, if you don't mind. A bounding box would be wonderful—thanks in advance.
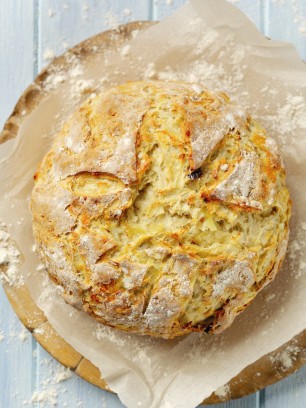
[1,20,306,406]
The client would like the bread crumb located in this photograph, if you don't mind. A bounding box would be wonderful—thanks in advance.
[220,163,229,171]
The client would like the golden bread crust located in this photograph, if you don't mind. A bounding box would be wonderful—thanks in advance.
[31,81,291,338]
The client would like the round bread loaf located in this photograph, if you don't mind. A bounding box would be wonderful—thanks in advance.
[31,81,291,339]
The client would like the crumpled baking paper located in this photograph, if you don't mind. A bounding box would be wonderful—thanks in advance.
[1,1,306,407]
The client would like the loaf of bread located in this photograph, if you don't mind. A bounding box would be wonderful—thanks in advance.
[30,81,291,338]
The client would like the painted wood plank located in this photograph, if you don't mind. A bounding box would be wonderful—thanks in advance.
[38,0,152,71]
[262,365,306,408]
[0,0,36,127]
[269,0,306,60]
[0,286,36,407]
[33,344,125,408]
[0,1,37,408]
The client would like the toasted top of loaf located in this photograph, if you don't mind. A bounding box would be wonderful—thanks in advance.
[31,81,291,338]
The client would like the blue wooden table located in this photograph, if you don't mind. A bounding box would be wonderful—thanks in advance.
[1,1,306,407]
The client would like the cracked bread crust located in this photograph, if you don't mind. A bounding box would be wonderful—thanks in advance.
[30,81,291,339]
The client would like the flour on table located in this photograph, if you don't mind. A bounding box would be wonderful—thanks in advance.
[19,326,29,342]
[54,367,72,383]
[22,361,74,406]
[30,389,57,406]
[122,8,132,16]
[43,48,56,61]
[104,11,119,29]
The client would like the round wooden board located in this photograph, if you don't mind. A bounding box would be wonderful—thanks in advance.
[1,20,306,406]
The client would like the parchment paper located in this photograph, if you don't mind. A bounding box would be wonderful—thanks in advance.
[1,1,306,407]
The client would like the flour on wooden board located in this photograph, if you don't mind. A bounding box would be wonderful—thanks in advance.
[214,384,231,399]
[22,364,73,406]
[0,221,23,287]
[269,344,301,371]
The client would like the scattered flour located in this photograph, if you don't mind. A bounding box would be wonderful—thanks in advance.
[0,221,23,287]
[54,367,73,383]
[270,344,301,371]
[120,44,131,57]
[214,384,230,399]
[122,8,132,17]
[30,389,58,406]
[34,327,45,335]
[22,363,74,406]
[48,8,55,17]
[299,20,306,34]
[104,11,119,29]
[41,52,105,106]
[19,326,29,342]
[43,48,56,61]
[143,62,157,79]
